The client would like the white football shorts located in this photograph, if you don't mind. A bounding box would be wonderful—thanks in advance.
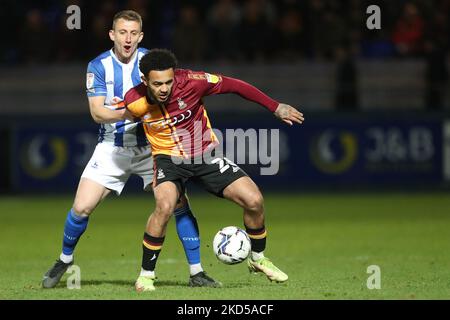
[81,142,153,195]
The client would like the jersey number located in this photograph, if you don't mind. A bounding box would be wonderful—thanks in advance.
[211,157,239,173]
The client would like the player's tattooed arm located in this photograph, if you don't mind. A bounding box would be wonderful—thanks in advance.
[274,103,304,126]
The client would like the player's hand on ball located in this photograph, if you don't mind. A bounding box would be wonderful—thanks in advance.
[274,103,304,126]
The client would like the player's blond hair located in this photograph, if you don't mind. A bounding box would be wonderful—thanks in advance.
[112,10,143,30]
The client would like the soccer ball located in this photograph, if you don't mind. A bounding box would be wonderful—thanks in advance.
[213,226,251,265]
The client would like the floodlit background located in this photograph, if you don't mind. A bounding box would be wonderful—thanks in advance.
[0,0,449,300]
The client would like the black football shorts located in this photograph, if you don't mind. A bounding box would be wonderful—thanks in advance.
[152,153,248,198]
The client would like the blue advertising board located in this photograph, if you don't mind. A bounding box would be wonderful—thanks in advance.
[9,114,444,192]
[212,114,443,189]
[11,120,99,192]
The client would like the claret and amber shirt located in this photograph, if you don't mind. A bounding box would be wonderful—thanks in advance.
[125,69,279,158]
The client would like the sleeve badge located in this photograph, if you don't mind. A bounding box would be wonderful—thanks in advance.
[205,73,221,84]
[86,73,95,90]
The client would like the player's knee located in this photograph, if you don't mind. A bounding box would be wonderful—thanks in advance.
[72,203,94,216]
[155,200,175,218]
[244,192,264,213]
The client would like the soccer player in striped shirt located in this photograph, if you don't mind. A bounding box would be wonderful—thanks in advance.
[125,49,304,291]
[42,11,219,289]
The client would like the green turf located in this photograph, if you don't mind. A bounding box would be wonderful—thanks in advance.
[1,192,450,300]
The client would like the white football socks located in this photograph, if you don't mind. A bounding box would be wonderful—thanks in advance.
[60,253,73,264]
[251,251,265,261]
[140,268,155,278]
[189,263,203,276]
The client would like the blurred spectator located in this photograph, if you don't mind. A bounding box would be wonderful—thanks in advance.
[274,0,302,11]
[87,14,112,57]
[391,2,425,57]
[172,5,207,62]
[237,0,276,62]
[304,0,326,58]
[0,0,24,64]
[126,0,149,22]
[3,0,449,66]
[55,0,85,62]
[97,0,118,24]
[335,45,359,111]
[275,8,305,62]
[424,11,449,111]
[19,9,54,64]
[360,28,396,59]
[321,11,348,59]
[425,42,449,111]
[84,2,119,57]
[206,0,241,62]
[304,0,349,60]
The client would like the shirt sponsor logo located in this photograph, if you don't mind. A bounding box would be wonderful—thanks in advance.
[145,110,192,130]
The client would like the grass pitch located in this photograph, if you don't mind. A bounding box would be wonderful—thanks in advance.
[1,192,450,300]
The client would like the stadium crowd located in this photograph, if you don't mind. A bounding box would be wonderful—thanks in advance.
[1,0,448,65]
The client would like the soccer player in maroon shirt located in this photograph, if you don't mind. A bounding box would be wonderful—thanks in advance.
[125,49,304,291]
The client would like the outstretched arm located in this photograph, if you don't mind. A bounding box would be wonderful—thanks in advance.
[211,76,279,112]
[206,75,304,125]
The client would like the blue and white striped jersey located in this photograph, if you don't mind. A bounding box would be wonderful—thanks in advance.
[86,47,148,147]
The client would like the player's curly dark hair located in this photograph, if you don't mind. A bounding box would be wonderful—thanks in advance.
[139,49,178,77]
